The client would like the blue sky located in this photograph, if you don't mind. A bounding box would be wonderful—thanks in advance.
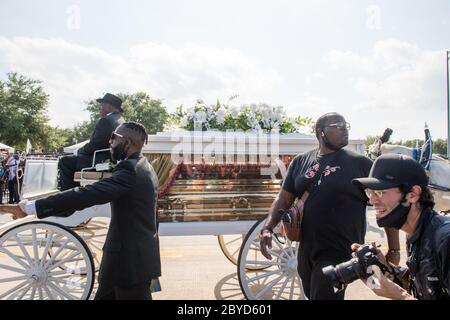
[1,0,449,140]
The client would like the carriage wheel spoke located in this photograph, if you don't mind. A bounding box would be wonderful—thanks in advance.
[47,282,77,300]
[39,231,54,268]
[47,269,73,276]
[289,276,296,300]
[14,235,34,267]
[0,246,30,270]
[0,279,32,300]
[287,241,296,256]
[274,274,291,300]
[272,236,286,251]
[0,275,29,283]
[250,242,288,261]
[32,228,39,265]
[247,269,284,283]
[47,251,82,272]
[16,282,33,300]
[44,238,70,269]
[48,276,86,289]
[0,263,28,275]
[254,272,287,299]
[231,247,240,257]
[224,236,242,246]
[42,284,55,300]
[245,259,285,266]
[29,285,37,300]
[38,286,43,300]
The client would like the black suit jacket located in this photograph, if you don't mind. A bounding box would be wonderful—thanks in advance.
[36,152,161,286]
[78,112,124,162]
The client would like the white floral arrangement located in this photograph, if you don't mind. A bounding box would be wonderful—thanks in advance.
[168,99,312,134]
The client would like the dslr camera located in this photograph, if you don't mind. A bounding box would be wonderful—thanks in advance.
[322,244,406,291]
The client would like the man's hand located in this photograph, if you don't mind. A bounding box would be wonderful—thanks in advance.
[351,241,388,266]
[365,265,415,300]
[0,201,28,219]
[260,227,274,260]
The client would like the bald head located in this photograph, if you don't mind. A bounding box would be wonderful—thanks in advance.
[314,112,344,139]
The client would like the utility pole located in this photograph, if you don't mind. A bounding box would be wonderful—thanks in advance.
[447,50,450,158]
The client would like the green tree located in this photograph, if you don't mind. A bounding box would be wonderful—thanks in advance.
[82,92,168,137]
[0,72,50,149]
[432,139,447,156]
[42,126,75,153]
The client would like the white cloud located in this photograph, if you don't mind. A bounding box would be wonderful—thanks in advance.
[326,39,448,140]
[0,37,283,128]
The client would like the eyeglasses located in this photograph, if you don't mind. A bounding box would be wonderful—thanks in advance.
[326,121,351,130]
[365,189,386,198]
[110,131,124,140]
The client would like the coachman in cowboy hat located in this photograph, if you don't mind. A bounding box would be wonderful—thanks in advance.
[58,92,125,191]
[97,93,124,112]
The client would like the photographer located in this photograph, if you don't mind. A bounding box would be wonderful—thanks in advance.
[352,153,450,300]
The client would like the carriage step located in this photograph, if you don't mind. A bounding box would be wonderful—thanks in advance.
[74,171,113,181]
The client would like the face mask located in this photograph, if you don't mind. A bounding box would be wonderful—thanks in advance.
[376,201,411,229]
[111,141,128,162]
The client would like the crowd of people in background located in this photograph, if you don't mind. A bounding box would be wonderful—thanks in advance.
[0,149,22,204]
[0,148,63,204]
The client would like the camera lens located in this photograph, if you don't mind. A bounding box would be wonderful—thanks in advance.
[322,258,366,288]
[322,265,341,289]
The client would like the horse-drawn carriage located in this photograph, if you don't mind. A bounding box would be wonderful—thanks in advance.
[0,131,372,300]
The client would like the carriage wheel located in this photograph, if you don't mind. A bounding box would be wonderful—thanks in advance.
[237,218,306,300]
[218,234,270,271]
[0,221,95,300]
[48,218,108,274]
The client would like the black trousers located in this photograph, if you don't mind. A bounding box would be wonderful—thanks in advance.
[58,155,93,191]
[94,281,152,300]
[298,250,347,300]
[8,177,19,204]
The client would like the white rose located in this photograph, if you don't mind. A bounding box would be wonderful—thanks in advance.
[216,108,226,124]
[195,111,207,123]
[230,106,240,118]
[180,116,189,127]
[206,108,213,120]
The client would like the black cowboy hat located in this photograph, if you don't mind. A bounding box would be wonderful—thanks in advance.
[96,93,123,112]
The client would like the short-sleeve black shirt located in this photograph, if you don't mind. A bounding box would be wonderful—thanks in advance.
[282,148,372,258]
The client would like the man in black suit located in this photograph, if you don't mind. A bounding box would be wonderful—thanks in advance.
[59,93,125,191]
[19,122,161,300]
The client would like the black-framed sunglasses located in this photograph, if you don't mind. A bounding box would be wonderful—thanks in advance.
[110,131,124,140]
[326,121,351,130]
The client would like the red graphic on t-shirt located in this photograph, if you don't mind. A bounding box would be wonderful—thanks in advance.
[323,165,341,176]
[305,163,320,178]
[305,163,340,179]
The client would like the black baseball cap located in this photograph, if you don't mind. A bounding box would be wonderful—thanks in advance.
[97,93,123,112]
[352,153,429,190]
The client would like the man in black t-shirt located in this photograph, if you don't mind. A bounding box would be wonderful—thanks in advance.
[260,112,400,300]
